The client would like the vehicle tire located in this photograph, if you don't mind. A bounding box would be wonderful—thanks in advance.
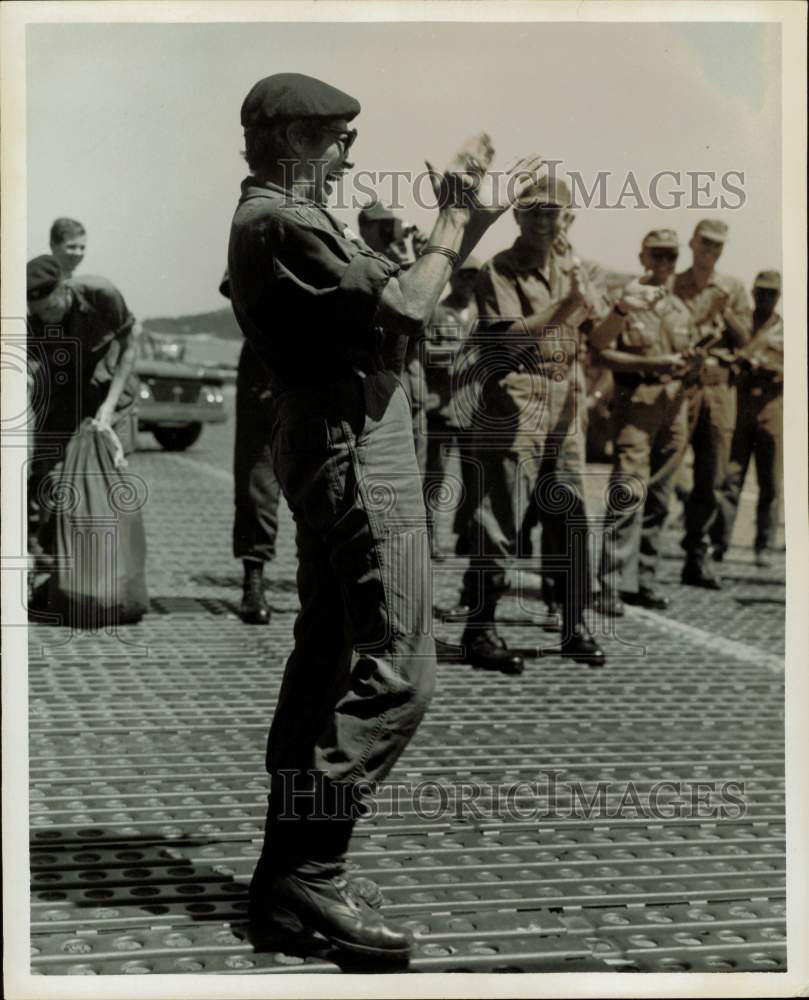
[152,423,203,451]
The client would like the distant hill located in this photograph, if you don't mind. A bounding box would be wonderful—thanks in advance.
[143,307,242,340]
[144,271,636,340]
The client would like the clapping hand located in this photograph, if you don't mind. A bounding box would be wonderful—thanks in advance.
[426,134,544,228]
[618,280,667,314]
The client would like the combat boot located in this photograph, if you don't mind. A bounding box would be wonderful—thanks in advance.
[681,559,722,590]
[560,622,606,667]
[248,870,411,963]
[239,560,270,625]
[461,626,524,675]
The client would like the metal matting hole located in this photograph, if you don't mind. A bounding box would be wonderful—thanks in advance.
[174,958,205,971]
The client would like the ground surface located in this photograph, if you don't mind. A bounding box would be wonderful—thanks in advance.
[28,386,786,976]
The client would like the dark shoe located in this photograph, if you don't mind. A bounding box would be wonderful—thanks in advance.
[240,562,270,625]
[622,587,670,610]
[249,871,411,962]
[712,546,726,563]
[681,564,722,590]
[593,592,625,617]
[560,625,606,667]
[462,627,524,675]
[754,549,771,569]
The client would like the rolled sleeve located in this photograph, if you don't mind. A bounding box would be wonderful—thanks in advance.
[338,250,399,333]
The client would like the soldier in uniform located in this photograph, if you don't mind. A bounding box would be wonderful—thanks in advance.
[226,71,542,962]
[454,176,660,672]
[673,219,752,588]
[220,270,281,625]
[27,256,140,559]
[712,270,783,567]
[423,256,481,559]
[596,230,694,612]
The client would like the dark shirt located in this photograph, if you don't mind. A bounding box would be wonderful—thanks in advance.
[28,275,137,431]
[227,178,400,391]
[740,311,783,378]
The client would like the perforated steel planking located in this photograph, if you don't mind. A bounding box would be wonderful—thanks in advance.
[28,432,786,974]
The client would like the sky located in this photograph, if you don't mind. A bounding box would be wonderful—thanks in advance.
[26,19,781,320]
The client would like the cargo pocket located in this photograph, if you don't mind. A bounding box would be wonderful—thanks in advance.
[274,417,344,531]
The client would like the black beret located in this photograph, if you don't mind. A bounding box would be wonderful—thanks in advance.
[27,255,63,302]
[241,73,361,128]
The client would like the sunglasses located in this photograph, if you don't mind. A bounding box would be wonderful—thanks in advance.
[323,127,358,153]
[650,250,679,262]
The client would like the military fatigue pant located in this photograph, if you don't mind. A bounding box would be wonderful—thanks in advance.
[682,381,736,563]
[461,373,591,631]
[422,411,478,552]
[711,382,783,553]
[233,345,281,563]
[600,379,688,595]
[262,371,436,873]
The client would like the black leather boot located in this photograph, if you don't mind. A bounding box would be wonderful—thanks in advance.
[239,560,270,624]
[461,626,524,675]
[248,870,411,963]
[560,621,606,667]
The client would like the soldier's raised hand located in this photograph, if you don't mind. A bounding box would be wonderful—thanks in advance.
[618,281,667,313]
[426,136,544,227]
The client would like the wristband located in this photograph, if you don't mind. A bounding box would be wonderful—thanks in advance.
[421,245,459,267]
[613,302,629,317]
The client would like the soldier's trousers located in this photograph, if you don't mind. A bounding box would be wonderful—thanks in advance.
[461,378,591,631]
[261,371,436,873]
[423,412,477,552]
[681,382,736,563]
[600,379,688,594]
[233,345,281,563]
[711,384,783,553]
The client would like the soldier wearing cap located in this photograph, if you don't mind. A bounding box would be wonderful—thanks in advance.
[423,255,482,559]
[596,229,695,612]
[26,255,140,558]
[452,174,661,671]
[673,219,752,588]
[711,270,783,566]
[227,71,542,961]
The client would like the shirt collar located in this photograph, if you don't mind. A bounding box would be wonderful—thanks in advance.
[239,175,313,206]
[506,237,566,284]
[679,266,720,291]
